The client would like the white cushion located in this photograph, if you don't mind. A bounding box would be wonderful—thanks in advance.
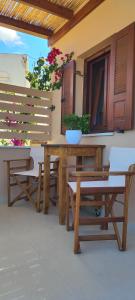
[30,147,58,169]
[109,147,135,172]
[68,176,125,194]
[14,169,39,177]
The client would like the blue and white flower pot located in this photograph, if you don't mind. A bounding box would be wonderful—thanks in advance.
[65,130,82,144]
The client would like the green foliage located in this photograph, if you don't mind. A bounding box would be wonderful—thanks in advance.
[26,48,74,91]
[0,139,10,146]
[63,114,80,130]
[26,58,52,91]
[79,114,90,134]
[63,114,90,134]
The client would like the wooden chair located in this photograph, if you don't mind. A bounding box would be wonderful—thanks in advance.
[66,147,135,254]
[5,147,59,211]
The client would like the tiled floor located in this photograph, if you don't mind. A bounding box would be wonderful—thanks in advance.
[0,202,135,300]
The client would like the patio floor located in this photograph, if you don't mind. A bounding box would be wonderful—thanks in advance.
[0,202,135,300]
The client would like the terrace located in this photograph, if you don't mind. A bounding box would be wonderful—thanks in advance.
[0,0,135,299]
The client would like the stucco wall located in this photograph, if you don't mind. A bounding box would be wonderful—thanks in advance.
[0,54,29,87]
[51,0,135,148]
[52,0,135,145]
[51,0,135,222]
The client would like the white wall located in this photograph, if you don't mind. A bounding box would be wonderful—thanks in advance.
[0,54,29,87]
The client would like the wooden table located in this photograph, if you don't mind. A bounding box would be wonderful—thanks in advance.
[42,144,105,225]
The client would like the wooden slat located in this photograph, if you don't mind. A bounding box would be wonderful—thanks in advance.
[0,102,50,116]
[0,83,52,99]
[18,0,74,20]
[0,93,51,107]
[10,181,27,187]
[79,234,116,241]
[0,82,52,141]
[0,112,49,124]
[0,123,51,133]
[79,216,124,225]
[0,131,51,141]
[72,171,108,177]
[49,0,105,46]
[80,200,106,206]
[0,15,53,39]
[10,166,28,171]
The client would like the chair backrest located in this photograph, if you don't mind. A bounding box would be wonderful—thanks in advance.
[109,147,135,171]
[30,146,44,170]
[30,147,58,171]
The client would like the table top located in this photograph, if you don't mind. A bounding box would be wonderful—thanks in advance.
[41,144,105,148]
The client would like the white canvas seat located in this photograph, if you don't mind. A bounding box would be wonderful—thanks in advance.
[14,147,58,178]
[67,147,135,254]
[14,169,39,177]
[68,176,125,193]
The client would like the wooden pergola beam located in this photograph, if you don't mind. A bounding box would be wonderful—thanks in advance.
[0,15,53,39]
[17,0,73,20]
[49,0,105,46]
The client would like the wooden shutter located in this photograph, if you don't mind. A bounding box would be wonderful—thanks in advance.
[108,23,135,131]
[61,60,76,134]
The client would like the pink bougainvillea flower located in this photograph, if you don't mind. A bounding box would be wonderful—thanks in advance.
[11,139,24,146]
[5,116,17,127]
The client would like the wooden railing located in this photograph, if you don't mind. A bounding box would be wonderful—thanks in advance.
[0,82,52,142]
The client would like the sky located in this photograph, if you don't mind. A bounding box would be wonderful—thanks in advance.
[0,26,50,71]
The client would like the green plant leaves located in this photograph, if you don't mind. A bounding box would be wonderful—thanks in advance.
[63,114,90,134]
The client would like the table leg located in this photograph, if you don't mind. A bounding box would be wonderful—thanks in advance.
[43,153,50,214]
[96,147,102,170]
[58,157,67,225]
[76,156,83,170]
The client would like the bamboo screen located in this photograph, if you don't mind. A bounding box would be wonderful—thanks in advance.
[0,82,52,142]
[0,0,90,33]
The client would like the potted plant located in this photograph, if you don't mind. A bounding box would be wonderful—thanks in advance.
[63,114,90,144]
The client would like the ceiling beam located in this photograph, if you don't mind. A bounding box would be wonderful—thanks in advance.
[49,0,105,46]
[0,15,53,39]
[17,0,73,20]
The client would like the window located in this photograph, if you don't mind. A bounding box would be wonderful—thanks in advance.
[85,52,110,132]
[83,23,135,133]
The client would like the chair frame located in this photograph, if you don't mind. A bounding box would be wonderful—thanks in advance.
[36,160,59,212]
[4,157,32,207]
[4,157,59,211]
[66,166,135,254]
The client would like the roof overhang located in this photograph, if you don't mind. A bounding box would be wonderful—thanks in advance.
[0,0,105,45]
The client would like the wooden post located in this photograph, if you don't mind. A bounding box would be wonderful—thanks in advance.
[74,177,81,254]
[58,156,67,224]
[44,150,50,214]
[122,175,130,250]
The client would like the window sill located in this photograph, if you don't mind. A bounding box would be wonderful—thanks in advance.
[82,132,114,137]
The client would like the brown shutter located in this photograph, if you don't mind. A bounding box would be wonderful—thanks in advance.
[61,60,76,134]
[108,23,135,131]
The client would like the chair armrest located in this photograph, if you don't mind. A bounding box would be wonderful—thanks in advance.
[63,164,109,171]
[4,158,31,162]
[63,164,99,169]
[109,171,135,176]
[71,170,135,178]
[38,160,59,165]
[4,157,32,173]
